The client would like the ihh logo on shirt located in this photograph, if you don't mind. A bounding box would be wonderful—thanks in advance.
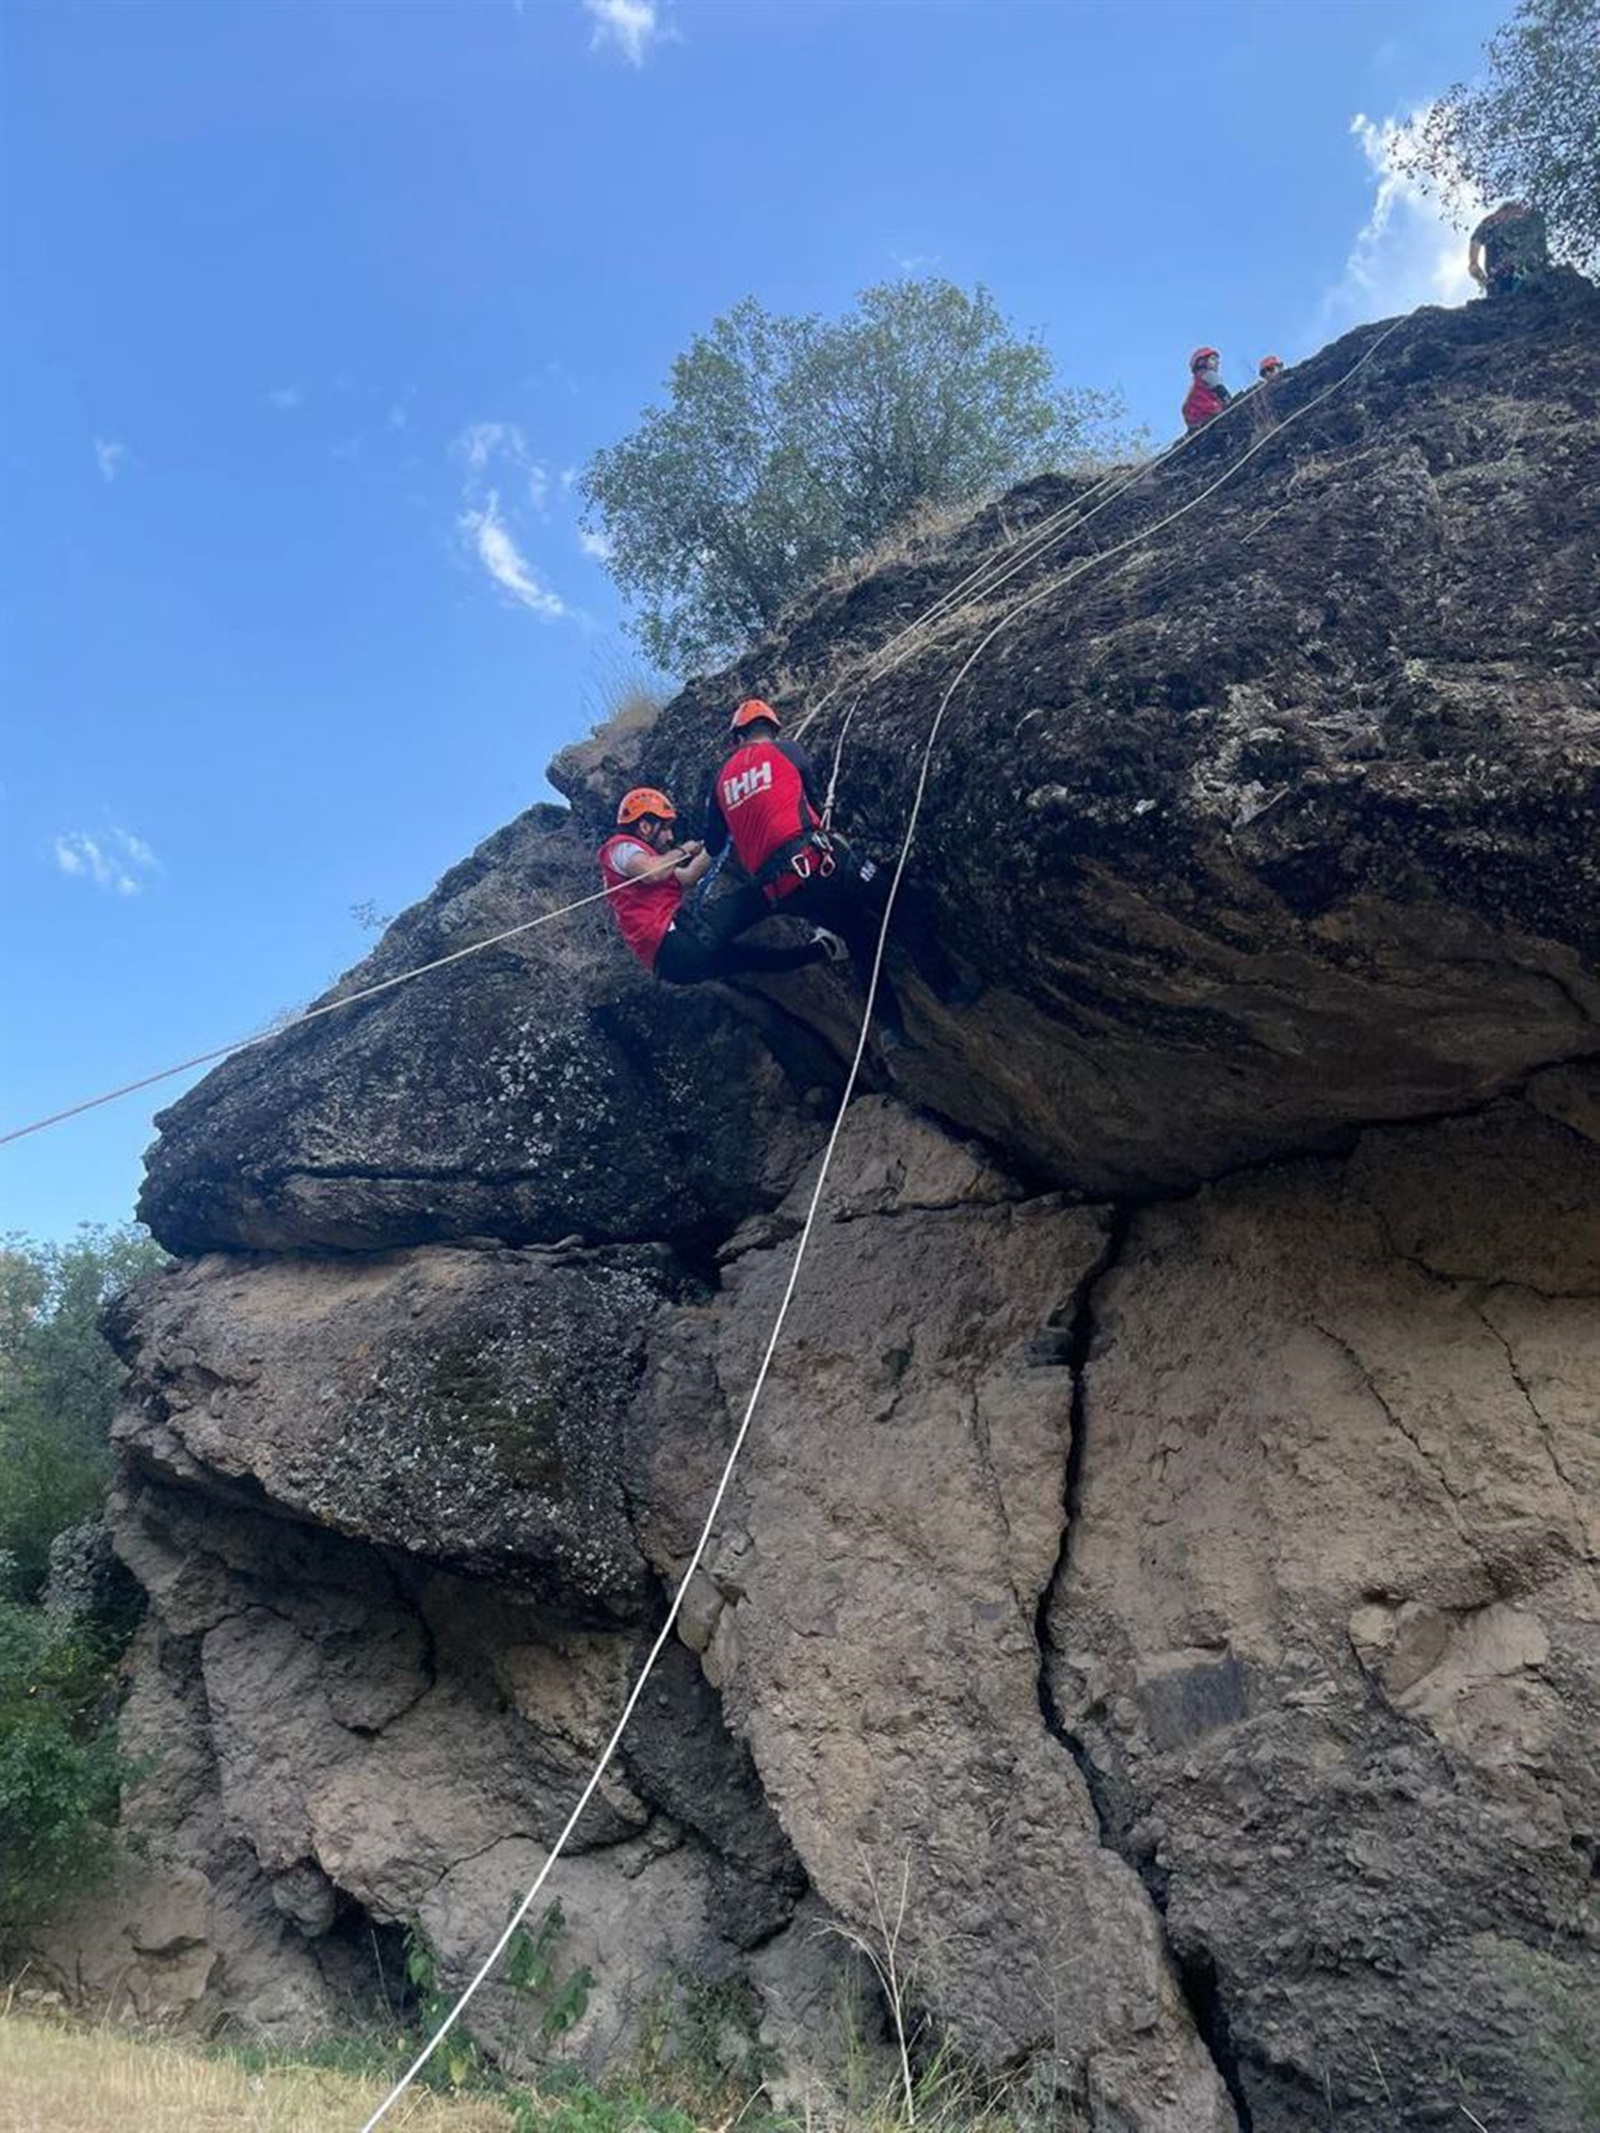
[722,762,774,810]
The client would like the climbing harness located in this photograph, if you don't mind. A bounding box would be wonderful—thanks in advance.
[359,312,1408,2129]
[754,828,840,894]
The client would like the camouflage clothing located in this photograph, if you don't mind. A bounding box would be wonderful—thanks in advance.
[1472,203,1550,293]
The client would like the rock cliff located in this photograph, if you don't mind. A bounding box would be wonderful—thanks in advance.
[47,278,1600,2132]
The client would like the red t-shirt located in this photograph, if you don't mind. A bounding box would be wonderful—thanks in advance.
[712,740,819,884]
[597,834,681,969]
[1183,378,1226,429]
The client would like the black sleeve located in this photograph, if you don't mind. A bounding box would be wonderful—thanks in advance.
[779,738,826,817]
[702,772,729,856]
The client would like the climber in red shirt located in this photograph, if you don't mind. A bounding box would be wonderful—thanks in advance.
[1182,346,1232,431]
[704,699,973,1048]
[598,787,835,986]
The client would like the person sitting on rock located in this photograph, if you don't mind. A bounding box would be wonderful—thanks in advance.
[704,700,974,1050]
[1183,346,1232,431]
[1468,200,1550,297]
[598,786,837,987]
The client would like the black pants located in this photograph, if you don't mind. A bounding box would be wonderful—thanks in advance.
[765,849,952,1039]
[653,885,823,986]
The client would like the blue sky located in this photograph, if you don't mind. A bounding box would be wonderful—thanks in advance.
[1,0,1503,1242]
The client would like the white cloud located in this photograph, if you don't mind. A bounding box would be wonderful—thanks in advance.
[462,492,567,618]
[94,438,129,484]
[267,385,304,412]
[1324,108,1485,329]
[578,526,614,563]
[584,0,665,67]
[456,419,549,509]
[53,826,162,896]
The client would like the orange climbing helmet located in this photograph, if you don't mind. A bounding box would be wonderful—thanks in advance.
[1190,345,1220,371]
[730,698,780,732]
[616,786,677,827]
[1259,354,1285,377]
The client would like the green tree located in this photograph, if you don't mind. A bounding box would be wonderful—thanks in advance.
[582,278,1122,673]
[0,1226,166,1601]
[1396,0,1600,270]
[0,1599,126,1951]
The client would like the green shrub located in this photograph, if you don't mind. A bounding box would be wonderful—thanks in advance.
[0,1225,165,1600]
[0,1598,126,1951]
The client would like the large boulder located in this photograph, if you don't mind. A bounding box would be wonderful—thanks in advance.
[138,810,836,1256]
[638,275,1600,1193]
[68,285,1600,2128]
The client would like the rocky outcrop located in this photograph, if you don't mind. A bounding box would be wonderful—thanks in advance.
[1047,1076,1600,2130]
[138,810,836,1257]
[55,281,1600,2131]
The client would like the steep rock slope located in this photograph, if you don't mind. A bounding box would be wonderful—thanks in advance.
[47,282,1600,2132]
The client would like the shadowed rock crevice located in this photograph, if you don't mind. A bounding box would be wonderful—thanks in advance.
[1031,1202,1254,2131]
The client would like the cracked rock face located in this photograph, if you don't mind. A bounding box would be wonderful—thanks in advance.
[51,286,1600,2129]
[632,1106,1234,2127]
[1047,1076,1600,2130]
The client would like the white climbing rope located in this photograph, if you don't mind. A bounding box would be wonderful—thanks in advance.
[359,310,1408,2129]
[798,341,1373,828]
[796,389,1271,829]
[358,631,956,2133]
[0,860,690,1148]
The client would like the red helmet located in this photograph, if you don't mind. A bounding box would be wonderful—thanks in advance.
[730,698,780,732]
[1259,354,1285,377]
[1190,346,1220,371]
[616,786,676,828]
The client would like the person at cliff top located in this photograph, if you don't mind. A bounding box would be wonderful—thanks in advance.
[1257,354,1286,380]
[597,786,837,987]
[1468,200,1550,297]
[1182,347,1232,431]
[704,699,972,1049]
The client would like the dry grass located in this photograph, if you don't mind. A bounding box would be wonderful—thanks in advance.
[0,2014,517,2133]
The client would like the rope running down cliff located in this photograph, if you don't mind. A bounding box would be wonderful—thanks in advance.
[794,380,1267,824]
[358,311,1407,2130]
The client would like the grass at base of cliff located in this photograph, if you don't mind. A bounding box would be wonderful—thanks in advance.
[0,2012,518,2131]
[0,2010,1047,2133]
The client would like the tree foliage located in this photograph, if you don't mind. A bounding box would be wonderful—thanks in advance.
[1396,0,1600,269]
[0,1599,126,1950]
[0,1226,165,1601]
[582,279,1121,673]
